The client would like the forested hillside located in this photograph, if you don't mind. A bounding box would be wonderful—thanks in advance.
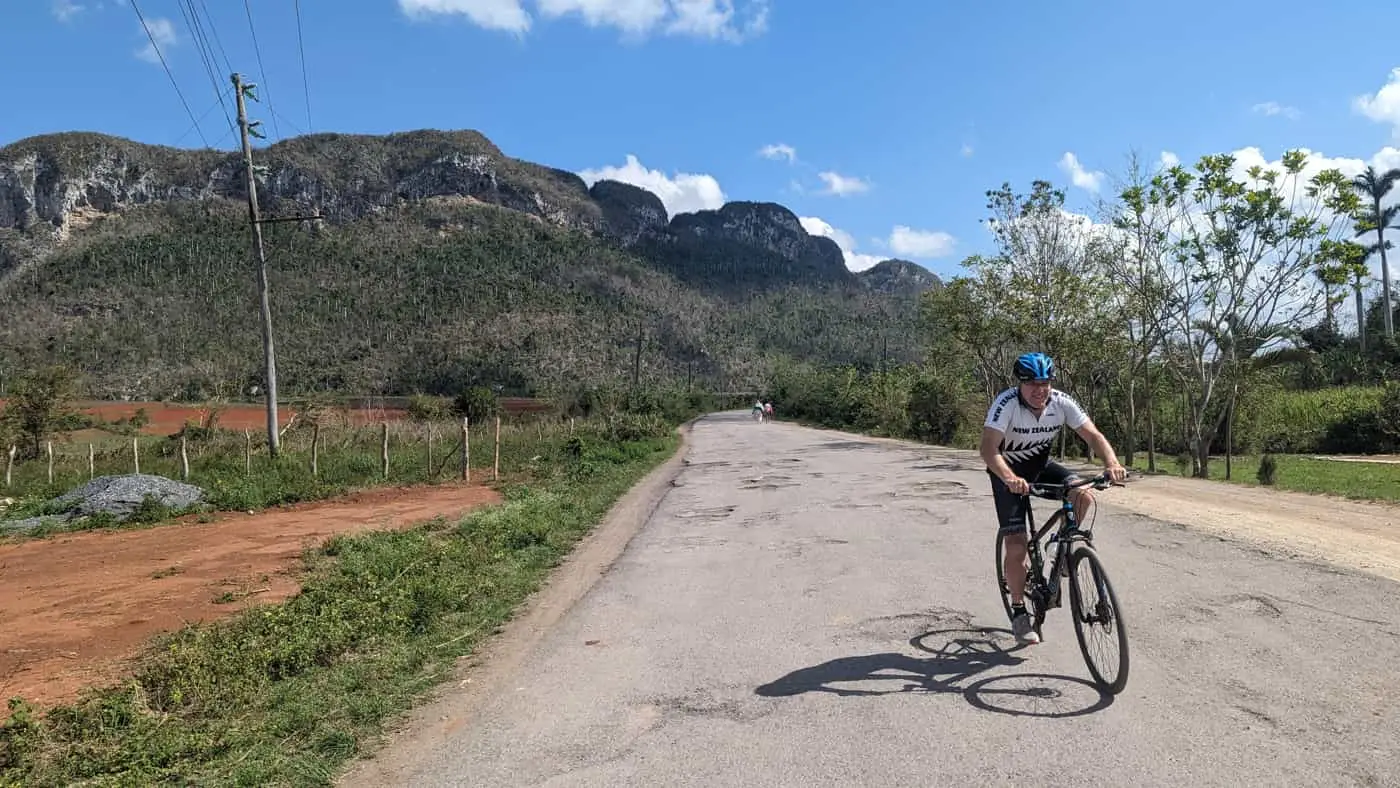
[0,130,939,400]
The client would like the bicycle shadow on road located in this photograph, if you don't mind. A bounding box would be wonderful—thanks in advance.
[753,626,1114,718]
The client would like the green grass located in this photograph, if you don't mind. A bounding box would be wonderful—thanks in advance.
[0,420,681,787]
[1128,453,1400,503]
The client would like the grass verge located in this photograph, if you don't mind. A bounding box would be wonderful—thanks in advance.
[0,422,681,786]
[1137,453,1400,503]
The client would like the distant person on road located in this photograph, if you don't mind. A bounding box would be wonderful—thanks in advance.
[980,351,1128,645]
[763,402,774,420]
[753,400,766,422]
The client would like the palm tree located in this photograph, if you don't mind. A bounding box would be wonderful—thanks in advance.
[1351,166,1400,338]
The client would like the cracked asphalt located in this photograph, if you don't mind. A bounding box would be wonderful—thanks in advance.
[360,413,1400,787]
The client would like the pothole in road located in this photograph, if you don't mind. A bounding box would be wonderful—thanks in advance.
[852,606,976,642]
[1219,593,1284,618]
[675,506,738,521]
[815,440,884,451]
[653,686,776,724]
[911,461,977,472]
[910,480,970,497]
[741,475,799,490]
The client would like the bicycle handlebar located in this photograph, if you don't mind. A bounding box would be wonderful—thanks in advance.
[1026,470,1123,500]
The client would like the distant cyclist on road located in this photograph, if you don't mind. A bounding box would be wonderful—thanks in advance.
[980,352,1128,644]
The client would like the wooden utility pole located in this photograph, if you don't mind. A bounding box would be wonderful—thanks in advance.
[233,72,281,457]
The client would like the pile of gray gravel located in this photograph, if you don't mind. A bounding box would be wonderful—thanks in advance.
[2,473,207,532]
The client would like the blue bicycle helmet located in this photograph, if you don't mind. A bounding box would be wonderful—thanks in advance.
[1013,352,1055,381]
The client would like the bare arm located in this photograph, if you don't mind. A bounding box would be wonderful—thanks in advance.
[980,427,1028,493]
[1073,420,1127,479]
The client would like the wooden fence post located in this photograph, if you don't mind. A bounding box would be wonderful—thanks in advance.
[494,415,501,481]
[381,422,390,478]
[460,417,470,482]
[4,446,13,488]
[311,422,320,478]
[133,437,140,474]
[426,425,434,478]
[244,429,252,473]
[47,441,54,484]
[180,435,190,480]
[88,443,94,479]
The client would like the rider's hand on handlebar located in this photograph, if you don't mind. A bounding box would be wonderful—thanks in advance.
[1104,463,1128,485]
[1002,474,1030,495]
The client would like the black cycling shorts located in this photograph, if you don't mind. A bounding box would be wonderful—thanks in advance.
[988,461,1083,537]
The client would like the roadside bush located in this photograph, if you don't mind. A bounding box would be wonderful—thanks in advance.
[1248,385,1388,454]
[1257,453,1278,485]
[907,371,971,445]
[406,393,451,421]
[452,385,499,423]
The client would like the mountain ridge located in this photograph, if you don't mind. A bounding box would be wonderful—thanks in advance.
[0,128,943,400]
[0,128,936,286]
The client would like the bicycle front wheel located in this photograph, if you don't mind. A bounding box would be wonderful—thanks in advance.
[1067,543,1130,694]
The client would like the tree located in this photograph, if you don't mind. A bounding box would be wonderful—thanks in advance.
[1148,150,1360,477]
[0,365,81,460]
[1350,166,1400,338]
[1103,154,1189,469]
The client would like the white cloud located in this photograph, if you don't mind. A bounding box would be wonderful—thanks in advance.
[52,0,84,21]
[1354,67,1400,136]
[758,143,796,163]
[1252,101,1300,120]
[666,0,768,41]
[960,143,974,157]
[1058,152,1105,192]
[1159,150,1180,169]
[135,16,177,63]
[889,226,956,258]
[817,171,870,196]
[578,154,725,216]
[398,0,531,32]
[537,0,665,34]
[801,218,958,271]
[400,0,767,40]
[799,216,883,272]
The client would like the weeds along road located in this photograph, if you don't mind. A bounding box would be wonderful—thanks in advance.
[347,412,1400,787]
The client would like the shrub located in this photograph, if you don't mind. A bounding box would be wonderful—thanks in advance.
[1257,453,1278,485]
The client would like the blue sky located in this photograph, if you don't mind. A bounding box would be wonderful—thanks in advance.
[5,0,1400,278]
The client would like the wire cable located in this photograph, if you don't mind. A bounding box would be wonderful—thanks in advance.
[130,0,210,147]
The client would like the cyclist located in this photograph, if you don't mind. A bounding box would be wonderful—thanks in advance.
[980,351,1127,644]
[752,399,766,423]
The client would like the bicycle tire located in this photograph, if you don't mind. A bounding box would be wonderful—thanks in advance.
[1067,543,1130,694]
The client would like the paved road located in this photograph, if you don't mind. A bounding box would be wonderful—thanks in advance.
[367,413,1400,787]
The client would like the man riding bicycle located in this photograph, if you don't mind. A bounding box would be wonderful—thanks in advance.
[980,352,1128,644]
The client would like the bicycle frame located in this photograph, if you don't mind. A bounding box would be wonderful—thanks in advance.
[1022,480,1098,611]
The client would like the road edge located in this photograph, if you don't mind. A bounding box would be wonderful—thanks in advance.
[335,416,697,786]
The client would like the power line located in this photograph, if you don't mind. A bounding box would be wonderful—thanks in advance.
[130,0,210,147]
[195,0,235,74]
[242,0,281,140]
[173,86,233,146]
[294,0,313,132]
[176,0,234,135]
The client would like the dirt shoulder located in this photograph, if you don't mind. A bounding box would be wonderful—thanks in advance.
[810,424,1400,586]
[0,482,501,714]
[1102,472,1400,583]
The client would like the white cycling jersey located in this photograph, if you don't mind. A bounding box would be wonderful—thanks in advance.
[983,387,1089,471]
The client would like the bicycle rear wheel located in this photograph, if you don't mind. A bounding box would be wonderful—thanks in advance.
[1067,543,1130,694]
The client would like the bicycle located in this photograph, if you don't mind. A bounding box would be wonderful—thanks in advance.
[994,470,1131,694]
